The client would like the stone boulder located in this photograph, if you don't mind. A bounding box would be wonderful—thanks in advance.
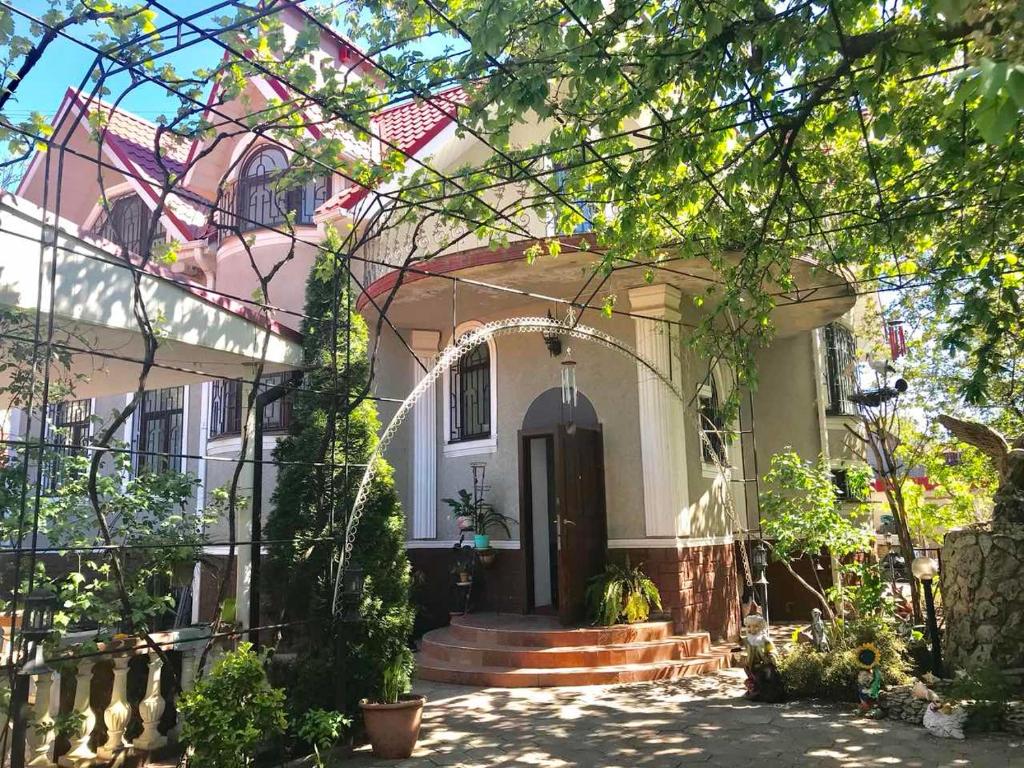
[942,523,1024,671]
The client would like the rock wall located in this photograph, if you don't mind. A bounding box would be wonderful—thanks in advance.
[942,523,1024,671]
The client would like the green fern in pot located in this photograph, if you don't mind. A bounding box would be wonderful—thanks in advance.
[586,560,662,626]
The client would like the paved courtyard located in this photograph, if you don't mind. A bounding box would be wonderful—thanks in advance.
[346,669,1020,767]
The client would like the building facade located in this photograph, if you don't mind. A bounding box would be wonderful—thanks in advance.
[4,5,868,641]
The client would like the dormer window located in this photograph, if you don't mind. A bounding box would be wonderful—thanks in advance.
[231,145,331,233]
[92,193,166,256]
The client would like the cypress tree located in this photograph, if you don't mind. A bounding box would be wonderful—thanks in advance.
[266,243,413,713]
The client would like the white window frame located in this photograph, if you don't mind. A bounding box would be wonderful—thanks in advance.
[442,320,497,458]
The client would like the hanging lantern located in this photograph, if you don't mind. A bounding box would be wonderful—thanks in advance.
[541,310,562,356]
[339,567,365,624]
[749,544,765,573]
[20,589,57,644]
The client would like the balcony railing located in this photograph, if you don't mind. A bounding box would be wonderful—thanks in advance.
[212,173,330,241]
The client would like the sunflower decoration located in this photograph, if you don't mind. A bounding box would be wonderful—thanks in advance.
[855,642,880,670]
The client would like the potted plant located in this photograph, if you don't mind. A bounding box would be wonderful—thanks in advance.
[476,548,496,567]
[360,653,424,759]
[450,562,473,585]
[443,489,477,534]
[585,560,663,626]
[471,503,516,550]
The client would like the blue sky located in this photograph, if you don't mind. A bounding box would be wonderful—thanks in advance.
[8,1,229,122]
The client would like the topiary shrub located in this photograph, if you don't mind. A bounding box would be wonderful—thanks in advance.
[777,644,826,698]
[265,243,414,717]
[178,643,287,767]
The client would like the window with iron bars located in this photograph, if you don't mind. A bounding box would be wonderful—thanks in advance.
[824,323,858,416]
[217,146,331,236]
[449,342,491,442]
[698,381,728,465]
[90,193,167,257]
[40,399,92,494]
[553,168,595,234]
[133,387,184,475]
[209,373,295,439]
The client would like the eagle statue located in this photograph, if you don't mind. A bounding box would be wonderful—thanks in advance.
[937,415,1024,525]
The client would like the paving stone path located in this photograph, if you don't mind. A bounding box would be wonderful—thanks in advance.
[344,669,1020,767]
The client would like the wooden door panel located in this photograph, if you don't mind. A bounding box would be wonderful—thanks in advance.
[556,426,608,625]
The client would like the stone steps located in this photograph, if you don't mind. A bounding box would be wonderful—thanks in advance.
[415,614,731,688]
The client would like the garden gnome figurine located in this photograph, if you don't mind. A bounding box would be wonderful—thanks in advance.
[810,608,829,652]
[742,613,785,702]
[855,643,884,718]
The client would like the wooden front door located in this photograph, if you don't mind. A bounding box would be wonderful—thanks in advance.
[554,425,608,625]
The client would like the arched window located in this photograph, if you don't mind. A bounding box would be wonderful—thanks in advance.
[92,193,166,256]
[450,341,491,442]
[232,145,330,232]
[698,377,728,466]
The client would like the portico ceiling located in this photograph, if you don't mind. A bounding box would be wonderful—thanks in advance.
[358,236,856,336]
[0,195,304,403]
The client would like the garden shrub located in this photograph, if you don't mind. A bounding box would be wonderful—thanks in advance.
[949,664,1015,732]
[778,617,910,701]
[178,643,287,768]
[265,244,414,716]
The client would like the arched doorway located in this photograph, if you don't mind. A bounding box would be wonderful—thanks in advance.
[520,388,607,623]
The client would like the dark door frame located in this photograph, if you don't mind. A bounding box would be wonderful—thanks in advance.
[518,429,559,614]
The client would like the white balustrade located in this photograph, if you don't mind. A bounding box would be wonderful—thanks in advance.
[58,660,96,767]
[135,654,168,751]
[97,654,131,761]
[26,663,57,768]
[5,626,218,767]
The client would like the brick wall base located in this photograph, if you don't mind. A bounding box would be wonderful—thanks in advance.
[608,544,740,641]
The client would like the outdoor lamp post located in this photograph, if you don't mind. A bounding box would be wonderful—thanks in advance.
[911,556,943,678]
[11,590,57,768]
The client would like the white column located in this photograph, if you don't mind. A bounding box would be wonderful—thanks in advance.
[98,655,131,761]
[409,330,440,540]
[59,660,97,767]
[26,665,57,768]
[135,654,167,751]
[629,285,690,537]
[235,370,256,629]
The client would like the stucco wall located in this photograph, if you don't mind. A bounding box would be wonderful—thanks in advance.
[750,331,825,481]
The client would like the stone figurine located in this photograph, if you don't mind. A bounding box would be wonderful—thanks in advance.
[742,613,786,703]
[938,414,1024,524]
[810,608,829,652]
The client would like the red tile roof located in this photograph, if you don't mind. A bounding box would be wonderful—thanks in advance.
[373,86,469,157]
[69,89,213,239]
[320,86,468,214]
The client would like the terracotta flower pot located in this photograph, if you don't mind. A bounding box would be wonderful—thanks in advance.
[360,695,425,759]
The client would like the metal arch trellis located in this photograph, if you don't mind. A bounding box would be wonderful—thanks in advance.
[331,314,754,614]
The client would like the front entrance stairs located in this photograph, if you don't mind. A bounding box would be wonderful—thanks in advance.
[416,613,732,687]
